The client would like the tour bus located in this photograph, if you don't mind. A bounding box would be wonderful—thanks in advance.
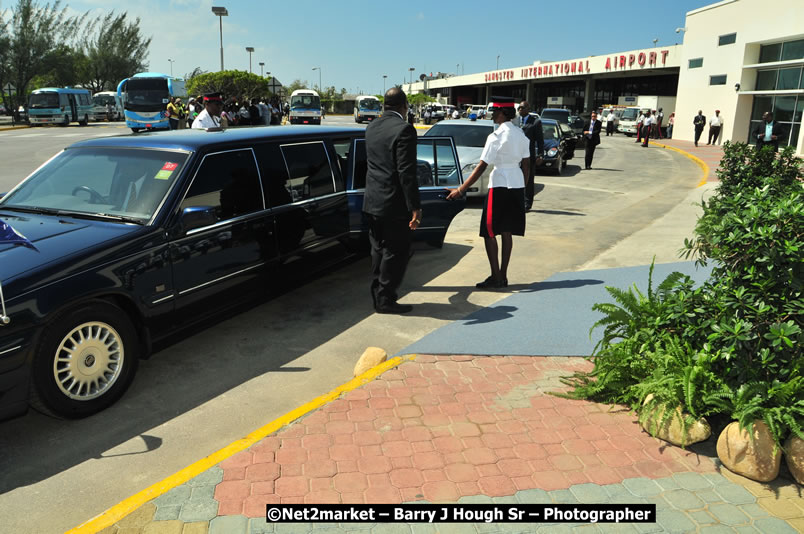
[91,91,123,121]
[27,87,93,126]
[289,89,322,125]
[353,95,381,123]
[117,72,186,133]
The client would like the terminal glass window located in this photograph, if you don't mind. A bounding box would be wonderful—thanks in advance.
[778,68,803,90]
[718,33,737,46]
[710,75,728,85]
[748,95,803,149]
[688,58,703,69]
[754,67,804,90]
[759,43,782,63]
[782,39,804,61]
[756,70,778,91]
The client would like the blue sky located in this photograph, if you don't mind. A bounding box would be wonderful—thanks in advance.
[66,0,712,95]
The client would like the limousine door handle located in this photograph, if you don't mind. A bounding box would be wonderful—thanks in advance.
[437,193,448,200]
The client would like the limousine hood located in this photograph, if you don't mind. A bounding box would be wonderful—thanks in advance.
[0,212,142,285]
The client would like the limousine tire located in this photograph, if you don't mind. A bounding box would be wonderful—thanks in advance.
[30,301,140,419]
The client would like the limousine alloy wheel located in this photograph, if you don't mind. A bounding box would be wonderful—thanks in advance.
[31,301,140,418]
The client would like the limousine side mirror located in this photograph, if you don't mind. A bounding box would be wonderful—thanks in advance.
[181,206,218,232]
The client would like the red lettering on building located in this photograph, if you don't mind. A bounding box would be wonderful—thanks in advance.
[605,57,611,70]
[629,54,636,66]
[661,49,669,64]
[586,60,589,72]
[571,62,576,73]
[638,52,646,66]
[619,55,626,67]
[649,51,657,65]
[549,65,553,74]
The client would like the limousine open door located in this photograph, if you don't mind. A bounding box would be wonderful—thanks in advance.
[347,136,465,248]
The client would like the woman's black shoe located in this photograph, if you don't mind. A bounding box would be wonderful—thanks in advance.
[476,276,503,289]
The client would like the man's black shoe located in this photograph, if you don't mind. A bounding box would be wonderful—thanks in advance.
[476,276,503,289]
[375,302,413,314]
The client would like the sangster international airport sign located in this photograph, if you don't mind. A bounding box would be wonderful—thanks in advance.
[482,47,678,83]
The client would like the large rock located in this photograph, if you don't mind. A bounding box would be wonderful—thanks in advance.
[717,420,782,482]
[640,394,711,447]
[785,435,804,486]
[354,347,388,377]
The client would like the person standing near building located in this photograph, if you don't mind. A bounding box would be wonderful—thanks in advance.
[641,110,655,147]
[605,111,616,136]
[693,110,706,147]
[446,96,529,289]
[635,110,646,143]
[754,111,783,152]
[363,87,422,314]
[667,112,675,139]
[654,108,664,139]
[515,101,544,210]
[191,93,224,129]
[583,111,602,169]
[707,110,723,145]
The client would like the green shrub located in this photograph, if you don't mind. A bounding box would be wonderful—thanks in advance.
[562,143,803,447]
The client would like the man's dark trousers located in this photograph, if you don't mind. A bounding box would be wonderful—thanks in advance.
[585,143,596,168]
[708,126,721,144]
[368,214,411,308]
[694,127,704,145]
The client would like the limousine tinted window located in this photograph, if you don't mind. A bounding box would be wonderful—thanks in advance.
[253,143,293,208]
[280,141,335,200]
[1,147,188,221]
[180,149,263,221]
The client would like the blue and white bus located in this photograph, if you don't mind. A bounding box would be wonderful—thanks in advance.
[117,73,186,133]
[28,87,93,126]
[289,89,322,125]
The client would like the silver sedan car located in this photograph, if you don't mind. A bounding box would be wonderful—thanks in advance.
[423,119,495,197]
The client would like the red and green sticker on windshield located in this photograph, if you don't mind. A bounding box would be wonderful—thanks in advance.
[155,162,179,180]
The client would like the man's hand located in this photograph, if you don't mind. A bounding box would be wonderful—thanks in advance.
[409,209,422,230]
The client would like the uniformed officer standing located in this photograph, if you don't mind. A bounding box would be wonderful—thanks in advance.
[446,96,530,289]
[191,93,224,129]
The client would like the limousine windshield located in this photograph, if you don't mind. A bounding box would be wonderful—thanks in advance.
[0,148,189,222]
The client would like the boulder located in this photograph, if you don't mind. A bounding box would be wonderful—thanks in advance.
[354,347,388,377]
[640,394,711,447]
[785,435,804,486]
[716,420,781,482]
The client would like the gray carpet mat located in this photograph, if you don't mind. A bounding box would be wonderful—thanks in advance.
[399,261,714,357]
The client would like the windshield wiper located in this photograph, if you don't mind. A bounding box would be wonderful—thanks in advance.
[55,211,146,225]
[0,205,62,216]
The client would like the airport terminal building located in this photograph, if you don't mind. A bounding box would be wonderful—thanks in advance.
[406,0,804,156]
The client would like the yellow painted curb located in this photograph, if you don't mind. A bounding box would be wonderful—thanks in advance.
[651,141,711,188]
[66,354,417,534]
[0,125,30,132]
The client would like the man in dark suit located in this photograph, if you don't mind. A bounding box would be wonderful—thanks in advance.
[363,87,422,314]
[515,101,544,210]
[693,110,706,147]
[582,111,602,170]
[754,111,784,152]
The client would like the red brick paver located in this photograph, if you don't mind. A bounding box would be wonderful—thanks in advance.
[214,356,717,511]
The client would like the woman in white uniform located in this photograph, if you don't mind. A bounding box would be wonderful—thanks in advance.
[446,96,530,289]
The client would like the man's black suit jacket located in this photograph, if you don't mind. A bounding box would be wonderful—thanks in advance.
[583,119,602,147]
[753,121,784,152]
[363,111,421,219]
[520,114,544,160]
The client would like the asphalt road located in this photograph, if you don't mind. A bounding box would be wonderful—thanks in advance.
[0,118,703,533]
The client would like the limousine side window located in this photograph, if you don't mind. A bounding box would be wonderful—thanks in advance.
[331,138,352,192]
[350,138,459,189]
[253,143,293,208]
[280,141,335,201]
[180,149,263,222]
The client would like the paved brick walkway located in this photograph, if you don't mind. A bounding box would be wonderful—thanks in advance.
[650,138,724,183]
[96,356,803,534]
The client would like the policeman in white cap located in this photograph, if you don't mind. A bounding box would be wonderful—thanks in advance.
[192,92,224,129]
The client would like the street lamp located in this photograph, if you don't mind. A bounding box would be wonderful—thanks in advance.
[383,74,387,94]
[408,67,415,91]
[259,62,265,77]
[496,55,500,69]
[168,58,174,77]
[211,6,228,71]
[312,66,321,93]
[652,38,659,47]
[246,47,255,73]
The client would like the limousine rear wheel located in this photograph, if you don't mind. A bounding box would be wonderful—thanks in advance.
[30,301,140,418]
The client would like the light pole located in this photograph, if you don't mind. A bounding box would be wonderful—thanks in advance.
[211,6,228,71]
[246,47,254,73]
[408,67,415,91]
[312,66,321,93]
[259,62,264,77]
[383,75,387,94]
[496,55,500,70]
[168,58,174,77]
[652,38,659,47]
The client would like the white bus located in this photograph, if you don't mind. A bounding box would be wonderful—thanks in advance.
[92,91,123,121]
[289,89,322,125]
[354,95,381,123]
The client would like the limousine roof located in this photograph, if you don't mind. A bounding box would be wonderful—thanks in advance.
[69,125,366,152]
